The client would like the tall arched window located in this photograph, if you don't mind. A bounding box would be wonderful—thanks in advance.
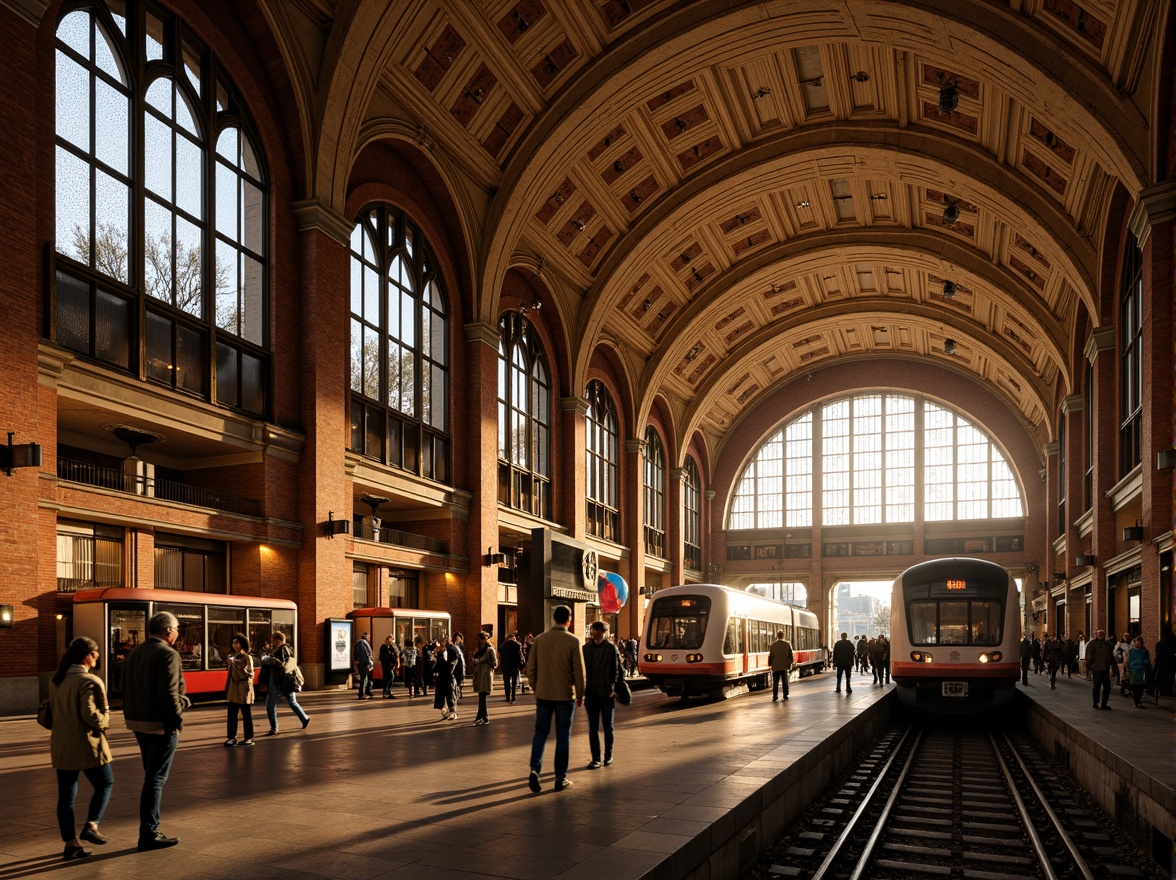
[349,206,449,482]
[497,312,550,517]
[1083,358,1093,510]
[683,457,702,572]
[53,2,269,416]
[643,427,666,557]
[728,395,1023,529]
[1119,235,1142,476]
[585,380,618,541]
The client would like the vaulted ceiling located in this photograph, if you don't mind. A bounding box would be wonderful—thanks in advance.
[264,0,1168,458]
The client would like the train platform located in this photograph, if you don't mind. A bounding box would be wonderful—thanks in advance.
[1014,667,1175,867]
[0,671,893,880]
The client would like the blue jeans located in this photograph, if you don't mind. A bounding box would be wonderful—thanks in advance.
[584,695,614,762]
[1092,669,1111,707]
[134,731,177,838]
[56,764,113,841]
[266,684,309,730]
[356,668,372,697]
[530,699,575,780]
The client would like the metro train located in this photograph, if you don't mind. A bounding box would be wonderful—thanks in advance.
[890,558,1021,711]
[639,584,823,699]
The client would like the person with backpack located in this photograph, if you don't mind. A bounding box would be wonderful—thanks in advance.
[259,631,310,736]
[401,639,418,696]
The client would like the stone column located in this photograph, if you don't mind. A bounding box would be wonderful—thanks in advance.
[1084,328,1116,632]
[621,437,646,639]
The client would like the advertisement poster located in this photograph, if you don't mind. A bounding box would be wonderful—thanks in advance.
[326,619,353,672]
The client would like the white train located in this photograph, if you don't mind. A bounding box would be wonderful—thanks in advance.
[639,584,823,699]
[890,558,1021,711]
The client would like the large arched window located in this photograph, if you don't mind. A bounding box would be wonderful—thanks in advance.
[585,380,618,541]
[497,312,550,518]
[643,427,666,557]
[728,394,1023,529]
[349,206,449,482]
[683,457,702,572]
[53,2,269,416]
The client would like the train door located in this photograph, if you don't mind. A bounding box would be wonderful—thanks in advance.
[106,602,148,696]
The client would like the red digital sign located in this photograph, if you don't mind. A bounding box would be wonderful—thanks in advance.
[946,579,967,590]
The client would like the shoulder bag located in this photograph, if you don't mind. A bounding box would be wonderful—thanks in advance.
[614,660,632,705]
[36,698,53,730]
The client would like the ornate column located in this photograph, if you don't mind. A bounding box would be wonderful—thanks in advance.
[621,437,646,639]
[1084,328,1116,632]
[558,395,588,537]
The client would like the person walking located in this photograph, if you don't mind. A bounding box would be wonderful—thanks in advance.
[1086,629,1117,710]
[379,635,400,699]
[452,632,467,704]
[122,610,187,851]
[855,635,868,674]
[1031,636,1043,675]
[223,634,255,746]
[768,630,794,700]
[49,637,113,861]
[259,631,310,735]
[1126,636,1152,708]
[401,639,417,695]
[582,621,621,768]
[499,632,524,703]
[1062,634,1077,678]
[354,632,374,700]
[878,634,891,684]
[433,634,460,720]
[520,633,534,694]
[1042,633,1063,688]
[419,636,434,696]
[1019,634,1032,686]
[525,606,586,792]
[832,632,855,694]
[470,631,498,725]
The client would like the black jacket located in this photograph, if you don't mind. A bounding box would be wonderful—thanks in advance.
[832,638,855,669]
[379,642,399,669]
[583,639,620,699]
[122,637,187,734]
[499,639,524,673]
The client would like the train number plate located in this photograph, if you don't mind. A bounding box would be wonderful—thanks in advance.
[942,682,968,698]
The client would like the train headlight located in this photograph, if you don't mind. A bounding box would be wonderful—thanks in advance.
[989,651,1001,662]
[643,653,662,662]
[911,651,933,663]
[686,653,703,663]
[979,653,989,663]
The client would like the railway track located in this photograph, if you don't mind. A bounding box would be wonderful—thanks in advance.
[750,721,1162,880]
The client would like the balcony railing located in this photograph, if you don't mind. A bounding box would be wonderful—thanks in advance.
[353,521,449,555]
[58,458,262,517]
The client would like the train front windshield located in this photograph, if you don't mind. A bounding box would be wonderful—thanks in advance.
[647,596,711,649]
[901,565,1007,646]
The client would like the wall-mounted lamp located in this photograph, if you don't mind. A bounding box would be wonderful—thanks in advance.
[484,547,508,567]
[942,280,957,298]
[1074,554,1097,567]
[942,200,960,225]
[1123,525,1144,542]
[1157,449,1176,470]
[518,299,542,315]
[0,604,12,628]
[325,511,350,538]
[943,339,957,355]
[938,82,959,114]
[1,432,42,477]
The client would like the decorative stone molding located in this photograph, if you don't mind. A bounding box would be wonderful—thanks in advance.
[1043,440,1060,458]
[625,438,646,456]
[1083,326,1115,363]
[2,0,51,26]
[462,321,499,348]
[1127,180,1176,248]
[1061,393,1083,414]
[559,395,588,415]
[292,197,354,246]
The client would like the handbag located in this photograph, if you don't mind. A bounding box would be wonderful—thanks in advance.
[36,698,53,730]
[614,663,632,706]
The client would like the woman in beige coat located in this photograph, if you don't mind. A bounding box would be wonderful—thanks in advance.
[224,633,255,746]
[48,636,113,861]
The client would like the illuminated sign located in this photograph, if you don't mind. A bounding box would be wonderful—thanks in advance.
[945,579,967,591]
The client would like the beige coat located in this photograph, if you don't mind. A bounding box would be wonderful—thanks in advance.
[49,665,112,771]
[524,625,586,701]
[226,652,255,704]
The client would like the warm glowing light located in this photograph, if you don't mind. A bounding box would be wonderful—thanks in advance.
[946,579,967,590]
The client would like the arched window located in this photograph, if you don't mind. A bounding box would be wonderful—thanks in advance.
[1119,235,1142,476]
[728,395,1023,529]
[497,312,550,517]
[683,457,702,572]
[53,2,269,416]
[585,380,618,541]
[349,206,449,482]
[1083,358,1093,510]
[643,427,666,557]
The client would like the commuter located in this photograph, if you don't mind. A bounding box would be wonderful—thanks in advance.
[122,610,187,850]
[470,631,498,725]
[223,634,255,746]
[379,635,400,699]
[625,637,639,677]
[832,632,855,694]
[1062,634,1077,678]
[1086,629,1117,710]
[499,632,524,703]
[452,632,467,703]
[48,637,113,861]
[260,631,310,735]
[855,635,868,674]
[1126,637,1152,708]
[354,632,374,700]
[1019,635,1032,685]
[1154,633,1175,698]
[583,621,621,768]
[877,634,891,684]
[433,634,459,720]
[525,606,587,793]
[868,637,883,685]
[520,633,534,693]
[1114,632,1131,693]
[1076,632,1088,678]
[401,639,417,695]
[1031,636,1043,675]
[768,630,794,700]
[1042,633,1063,689]
[419,637,435,696]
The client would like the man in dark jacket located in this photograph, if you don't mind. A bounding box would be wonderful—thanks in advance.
[832,632,855,694]
[1042,633,1063,688]
[1019,635,1033,685]
[499,633,524,703]
[354,632,374,700]
[1086,629,1118,709]
[379,635,399,699]
[768,630,794,700]
[122,611,187,851]
[582,622,621,769]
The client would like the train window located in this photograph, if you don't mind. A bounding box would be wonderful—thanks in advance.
[157,603,204,670]
[939,601,969,644]
[648,596,710,649]
[108,606,148,693]
[910,601,939,644]
[247,610,274,665]
[784,625,793,643]
[724,617,743,654]
[972,601,1001,645]
[208,605,246,665]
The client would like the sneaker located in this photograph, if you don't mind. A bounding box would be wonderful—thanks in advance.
[137,832,180,851]
[554,778,573,791]
[449,712,458,721]
[241,738,255,746]
[586,760,602,769]
[603,756,613,766]
[528,770,541,793]
[224,738,237,747]
[265,729,279,737]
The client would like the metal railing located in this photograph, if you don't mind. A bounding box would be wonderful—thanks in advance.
[353,521,449,555]
[58,458,262,517]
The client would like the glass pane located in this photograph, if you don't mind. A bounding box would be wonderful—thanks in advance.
[176,323,205,394]
[94,171,129,283]
[145,77,171,116]
[175,134,203,218]
[215,240,239,333]
[350,320,364,394]
[241,132,261,179]
[144,200,173,302]
[216,341,238,407]
[55,270,91,353]
[108,607,147,693]
[93,20,124,80]
[182,41,201,98]
[57,11,91,58]
[145,310,173,382]
[95,288,130,367]
[94,77,129,175]
[207,606,246,664]
[55,147,90,261]
[56,50,90,150]
[144,11,164,62]
[174,215,203,316]
[241,255,264,344]
[174,91,197,134]
[241,351,264,415]
[143,111,172,199]
[242,180,262,254]
[939,601,969,644]
[161,604,203,670]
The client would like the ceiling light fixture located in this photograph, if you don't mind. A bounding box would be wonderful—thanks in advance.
[942,280,957,298]
[937,72,959,114]
[942,198,960,226]
[943,339,957,355]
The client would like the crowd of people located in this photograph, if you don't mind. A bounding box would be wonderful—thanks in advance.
[1018,630,1176,708]
[828,632,892,693]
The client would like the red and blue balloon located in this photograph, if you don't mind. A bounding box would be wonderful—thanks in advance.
[596,571,629,614]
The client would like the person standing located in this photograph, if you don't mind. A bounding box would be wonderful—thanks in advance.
[49,637,113,861]
[401,639,417,695]
[379,635,400,699]
[1042,633,1063,688]
[1086,630,1117,710]
[354,632,374,700]
[260,631,310,735]
[223,634,255,747]
[499,633,524,703]
[582,621,621,768]
[855,635,868,674]
[520,633,534,694]
[878,634,891,685]
[832,632,855,694]
[418,636,434,696]
[1019,634,1032,686]
[525,606,587,792]
[1062,633,1077,678]
[470,631,498,725]
[1126,637,1152,708]
[768,630,794,701]
[452,632,467,704]
[122,610,187,851]
[1031,636,1043,675]
[433,634,459,720]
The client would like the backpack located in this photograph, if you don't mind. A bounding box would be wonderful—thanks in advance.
[281,664,305,694]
